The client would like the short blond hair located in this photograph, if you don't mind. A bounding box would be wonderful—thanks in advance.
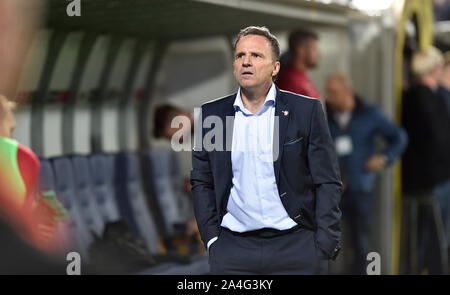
[411,46,444,78]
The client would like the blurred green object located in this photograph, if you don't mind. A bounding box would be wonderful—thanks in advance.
[40,190,68,222]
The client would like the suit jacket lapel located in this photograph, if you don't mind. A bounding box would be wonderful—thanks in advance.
[221,94,236,200]
[274,88,288,186]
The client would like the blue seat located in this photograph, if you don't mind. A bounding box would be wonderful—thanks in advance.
[168,151,194,224]
[51,156,93,260]
[114,153,161,255]
[71,155,104,236]
[89,153,120,223]
[38,159,56,193]
[148,148,188,235]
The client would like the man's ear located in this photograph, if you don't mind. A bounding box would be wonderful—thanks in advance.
[272,61,281,78]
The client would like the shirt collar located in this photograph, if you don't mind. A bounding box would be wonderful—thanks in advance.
[233,83,276,113]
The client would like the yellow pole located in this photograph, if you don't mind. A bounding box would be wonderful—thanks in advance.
[392,0,433,275]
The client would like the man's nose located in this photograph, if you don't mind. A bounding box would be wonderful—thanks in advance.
[242,55,251,66]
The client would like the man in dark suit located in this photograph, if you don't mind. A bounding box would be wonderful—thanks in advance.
[190,26,342,275]
[402,46,450,274]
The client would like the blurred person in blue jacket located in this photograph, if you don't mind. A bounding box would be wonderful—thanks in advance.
[325,73,408,274]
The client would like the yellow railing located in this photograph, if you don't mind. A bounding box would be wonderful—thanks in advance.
[392,0,433,275]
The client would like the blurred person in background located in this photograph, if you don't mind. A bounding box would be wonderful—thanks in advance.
[325,73,408,274]
[438,51,450,114]
[276,29,322,103]
[153,104,202,254]
[153,104,194,195]
[0,0,71,274]
[153,104,193,141]
[402,46,450,274]
[0,95,69,274]
[0,0,36,99]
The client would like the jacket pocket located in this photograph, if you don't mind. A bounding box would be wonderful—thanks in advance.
[284,136,303,146]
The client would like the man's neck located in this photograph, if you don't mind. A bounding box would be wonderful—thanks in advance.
[240,83,272,114]
[292,57,308,73]
[420,76,439,90]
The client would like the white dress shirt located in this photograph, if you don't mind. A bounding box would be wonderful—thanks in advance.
[208,83,296,249]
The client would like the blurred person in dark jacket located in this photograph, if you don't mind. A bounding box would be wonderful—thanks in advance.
[402,46,450,274]
[326,73,408,274]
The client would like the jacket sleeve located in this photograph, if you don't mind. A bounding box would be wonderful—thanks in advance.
[373,108,408,164]
[190,109,220,248]
[307,100,343,259]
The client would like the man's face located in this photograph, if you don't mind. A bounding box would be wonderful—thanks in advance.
[162,111,193,142]
[0,101,16,138]
[304,39,320,69]
[295,38,320,69]
[325,78,351,112]
[233,35,280,91]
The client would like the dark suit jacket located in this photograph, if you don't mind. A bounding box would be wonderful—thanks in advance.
[402,84,450,194]
[190,87,342,259]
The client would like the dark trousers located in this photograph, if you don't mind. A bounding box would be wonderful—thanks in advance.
[417,201,446,274]
[209,227,329,275]
[340,190,372,275]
